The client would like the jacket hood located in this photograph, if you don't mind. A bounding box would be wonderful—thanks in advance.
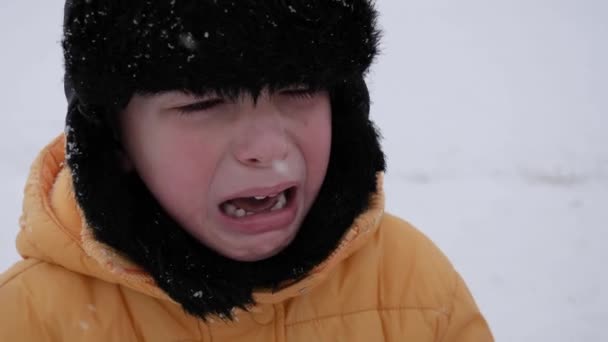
[16,135,385,307]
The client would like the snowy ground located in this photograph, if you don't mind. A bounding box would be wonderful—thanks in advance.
[1,1,606,341]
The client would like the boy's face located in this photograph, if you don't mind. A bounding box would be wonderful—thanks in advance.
[120,88,331,261]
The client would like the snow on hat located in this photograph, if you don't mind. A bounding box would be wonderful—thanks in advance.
[63,0,380,119]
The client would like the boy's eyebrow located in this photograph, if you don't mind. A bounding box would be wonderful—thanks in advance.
[155,82,320,105]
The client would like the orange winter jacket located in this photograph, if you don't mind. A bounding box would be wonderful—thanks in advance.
[0,135,493,341]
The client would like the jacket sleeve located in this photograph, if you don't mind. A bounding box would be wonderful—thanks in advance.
[439,271,494,342]
[0,261,54,341]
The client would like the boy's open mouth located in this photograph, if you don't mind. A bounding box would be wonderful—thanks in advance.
[220,187,296,218]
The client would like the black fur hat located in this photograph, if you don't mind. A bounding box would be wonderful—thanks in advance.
[63,0,385,320]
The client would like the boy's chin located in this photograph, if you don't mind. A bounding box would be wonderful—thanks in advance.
[226,246,287,262]
[206,224,301,262]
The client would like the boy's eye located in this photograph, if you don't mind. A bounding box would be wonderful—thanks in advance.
[176,98,225,114]
[280,87,318,99]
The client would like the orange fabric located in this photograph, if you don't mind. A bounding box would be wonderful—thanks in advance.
[0,135,493,341]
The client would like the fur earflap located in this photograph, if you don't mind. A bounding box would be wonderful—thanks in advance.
[63,0,385,320]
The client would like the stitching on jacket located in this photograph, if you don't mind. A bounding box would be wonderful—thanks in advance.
[437,268,459,342]
[195,318,208,342]
[117,285,146,341]
[23,230,64,266]
[16,267,58,341]
[286,306,450,327]
[0,259,43,287]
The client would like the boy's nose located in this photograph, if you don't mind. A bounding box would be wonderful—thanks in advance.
[233,105,289,168]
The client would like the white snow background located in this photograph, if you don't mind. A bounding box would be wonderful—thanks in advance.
[1,1,606,341]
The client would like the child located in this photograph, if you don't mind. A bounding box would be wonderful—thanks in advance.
[0,1,493,340]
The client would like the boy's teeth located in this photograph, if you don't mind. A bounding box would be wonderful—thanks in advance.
[253,193,279,200]
[222,190,289,218]
[223,203,251,217]
[235,208,246,218]
[270,192,287,211]
[224,203,237,216]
